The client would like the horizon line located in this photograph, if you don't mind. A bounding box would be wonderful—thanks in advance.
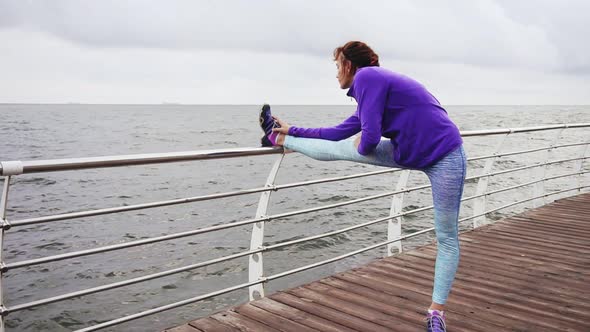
[1,103,589,107]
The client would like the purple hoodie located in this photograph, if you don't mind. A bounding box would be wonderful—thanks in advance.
[288,66,463,168]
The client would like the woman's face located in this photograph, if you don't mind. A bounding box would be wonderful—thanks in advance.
[336,54,354,89]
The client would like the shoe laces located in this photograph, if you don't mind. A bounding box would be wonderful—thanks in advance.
[426,311,446,332]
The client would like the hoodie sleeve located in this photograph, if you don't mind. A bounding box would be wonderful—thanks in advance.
[288,114,361,141]
[354,70,388,155]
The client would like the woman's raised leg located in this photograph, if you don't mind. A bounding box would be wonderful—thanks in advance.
[283,135,403,169]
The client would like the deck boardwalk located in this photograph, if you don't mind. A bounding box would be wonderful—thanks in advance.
[164,193,590,332]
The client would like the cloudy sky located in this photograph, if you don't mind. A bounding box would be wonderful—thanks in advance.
[1,0,589,105]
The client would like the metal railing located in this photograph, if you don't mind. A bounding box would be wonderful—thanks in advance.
[0,123,588,331]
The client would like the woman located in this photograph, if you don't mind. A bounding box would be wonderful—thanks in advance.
[259,41,466,332]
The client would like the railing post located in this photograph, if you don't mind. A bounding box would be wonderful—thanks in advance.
[576,141,589,191]
[473,133,509,228]
[387,170,410,256]
[533,128,564,207]
[0,176,11,332]
[248,155,284,301]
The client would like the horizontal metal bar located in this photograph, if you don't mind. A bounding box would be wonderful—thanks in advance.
[459,185,590,223]
[9,168,399,228]
[461,170,590,203]
[74,278,266,332]
[1,147,283,176]
[8,184,431,269]
[465,156,588,182]
[468,142,588,162]
[6,215,268,269]
[10,187,272,227]
[267,227,435,281]
[459,123,590,137]
[276,168,400,189]
[6,246,265,313]
[269,184,431,220]
[265,204,435,252]
[2,123,589,175]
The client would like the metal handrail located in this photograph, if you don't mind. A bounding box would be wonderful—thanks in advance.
[8,168,399,227]
[0,147,283,176]
[2,123,589,176]
[468,142,587,162]
[5,204,437,313]
[460,185,590,223]
[461,170,590,202]
[0,123,588,332]
[6,184,430,269]
[8,154,588,271]
[6,154,589,312]
[8,168,589,311]
[6,148,587,229]
[465,156,587,181]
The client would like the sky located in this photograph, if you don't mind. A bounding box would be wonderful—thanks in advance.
[1,0,589,105]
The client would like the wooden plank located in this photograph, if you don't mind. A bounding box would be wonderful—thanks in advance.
[458,239,586,270]
[271,291,393,332]
[210,311,280,332]
[418,245,588,285]
[396,259,587,326]
[189,317,241,332]
[233,303,319,332]
[299,282,424,331]
[250,297,357,332]
[359,262,577,331]
[467,229,590,253]
[407,249,590,301]
[380,257,590,324]
[163,324,203,332]
[319,276,505,332]
[342,268,556,332]
[487,224,590,244]
[495,216,590,237]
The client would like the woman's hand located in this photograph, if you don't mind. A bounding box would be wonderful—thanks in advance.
[271,116,291,135]
[354,135,361,149]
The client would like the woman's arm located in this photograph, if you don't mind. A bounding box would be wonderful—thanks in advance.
[273,115,361,141]
[354,70,388,155]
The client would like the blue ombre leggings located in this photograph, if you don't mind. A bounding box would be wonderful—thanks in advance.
[284,136,467,304]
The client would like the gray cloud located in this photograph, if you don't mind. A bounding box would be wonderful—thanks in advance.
[496,0,590,73]
[1,0,589,104]
[1,0,588,73]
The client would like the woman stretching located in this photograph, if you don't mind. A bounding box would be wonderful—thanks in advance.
[259,41,466,332]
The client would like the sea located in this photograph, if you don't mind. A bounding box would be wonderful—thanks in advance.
[0,104,589,331]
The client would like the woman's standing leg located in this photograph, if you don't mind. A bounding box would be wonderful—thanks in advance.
[423,146,467,319]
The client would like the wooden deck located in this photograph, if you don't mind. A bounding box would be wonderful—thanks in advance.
[164,193,590,332]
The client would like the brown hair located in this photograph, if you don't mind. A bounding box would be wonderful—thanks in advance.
[333,41,380,72]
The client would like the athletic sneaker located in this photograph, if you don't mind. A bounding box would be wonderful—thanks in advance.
[259,104,280,146]
[260,135,274,147]
[426,310,446,332]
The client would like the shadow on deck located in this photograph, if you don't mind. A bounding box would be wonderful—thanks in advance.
[165,193,590,332]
